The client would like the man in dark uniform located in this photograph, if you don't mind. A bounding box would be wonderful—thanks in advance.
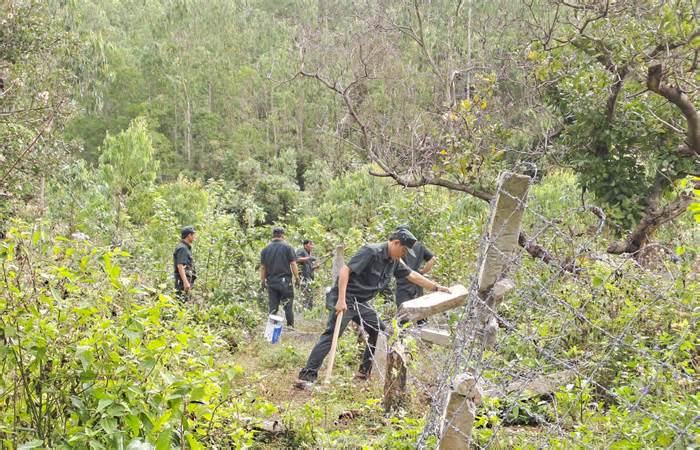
[296,228,450,385]
[296,239,318,309]
[260,227,300,327]
[174,226,197,300]
[394,225,437,325]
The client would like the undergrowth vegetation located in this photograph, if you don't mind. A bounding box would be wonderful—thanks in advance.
[1,169,697,448]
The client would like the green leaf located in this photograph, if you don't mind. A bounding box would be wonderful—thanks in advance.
[190,385,206,403]
[185,432,205,450]
[146,337,167,351]
[155,429,171,450]
[100,417,118,434]
[97,398,114,412]
[591,276,604,288]
[125,414,141,436]
[150,410,172,434]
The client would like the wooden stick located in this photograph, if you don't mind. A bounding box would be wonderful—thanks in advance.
[324,311,344,384]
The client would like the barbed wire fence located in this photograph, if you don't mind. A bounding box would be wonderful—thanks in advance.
[336,171,697,448]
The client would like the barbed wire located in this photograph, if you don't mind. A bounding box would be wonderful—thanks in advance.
[332,177,697,448]
[426,183,694,447]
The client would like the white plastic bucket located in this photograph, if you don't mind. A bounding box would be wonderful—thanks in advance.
[264,314,285,343]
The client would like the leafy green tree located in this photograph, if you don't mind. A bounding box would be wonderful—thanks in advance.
[527,1,698,254]
[0,0,77,224]
[46,159,113,236]
[98,117,158,236]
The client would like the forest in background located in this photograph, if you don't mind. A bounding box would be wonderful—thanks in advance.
[1,0,698,448]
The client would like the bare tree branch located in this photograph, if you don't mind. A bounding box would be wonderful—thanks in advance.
[647,63,699,155]
[0,99,64,188]
[608,182,698,254]
[368,168,494,202]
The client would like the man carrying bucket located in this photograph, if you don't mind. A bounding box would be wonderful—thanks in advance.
[260,227,301,328]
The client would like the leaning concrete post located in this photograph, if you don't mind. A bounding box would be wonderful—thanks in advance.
[439,374,483,450]
[372,332,388,381]
[439,171,530,449]
[328,244,345,310]
[331,245,345,281]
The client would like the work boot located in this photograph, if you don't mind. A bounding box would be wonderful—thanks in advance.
[353,371,370,382]
[294,379,313,390]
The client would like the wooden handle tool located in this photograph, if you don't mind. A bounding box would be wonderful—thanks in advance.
[324,311,344,383]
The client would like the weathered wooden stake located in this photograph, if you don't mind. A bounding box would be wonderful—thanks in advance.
[383,342,408,412]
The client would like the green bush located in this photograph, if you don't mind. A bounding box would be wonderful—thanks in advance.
[0,225,272,448]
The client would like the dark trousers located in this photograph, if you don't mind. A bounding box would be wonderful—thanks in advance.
[175,278,194,302]
[298,301,380,382]
[268,282,294,327]
[300,279,314,309]
[396,284,425,326]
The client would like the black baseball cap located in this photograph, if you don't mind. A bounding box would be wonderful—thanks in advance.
[181,225,195,239]
[390,228,417,257]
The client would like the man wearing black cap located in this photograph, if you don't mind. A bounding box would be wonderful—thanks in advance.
[260,227,301,327]
[296,228,450,385]
[394,225,437,326]
[174,226,197,300]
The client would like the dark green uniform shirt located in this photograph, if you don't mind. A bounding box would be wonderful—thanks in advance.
[396,242,434,302]
[260,239,297,283]
[327,242,412,305]
[173,241,196,287]
[295,247,316,281]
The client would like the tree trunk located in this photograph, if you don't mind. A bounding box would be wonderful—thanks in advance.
[270,80,278,157]
[608,189,696,255]
[185,94,192,164]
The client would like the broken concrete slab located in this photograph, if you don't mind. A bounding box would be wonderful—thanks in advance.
[419,327,452,347]
[398,284,469,322]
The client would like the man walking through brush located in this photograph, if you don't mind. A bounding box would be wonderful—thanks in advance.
[174,225,197,301]
[260,227,300,327]
[296,228,450,386]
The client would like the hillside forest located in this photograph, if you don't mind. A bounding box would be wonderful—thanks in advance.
[1,0,698,448]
